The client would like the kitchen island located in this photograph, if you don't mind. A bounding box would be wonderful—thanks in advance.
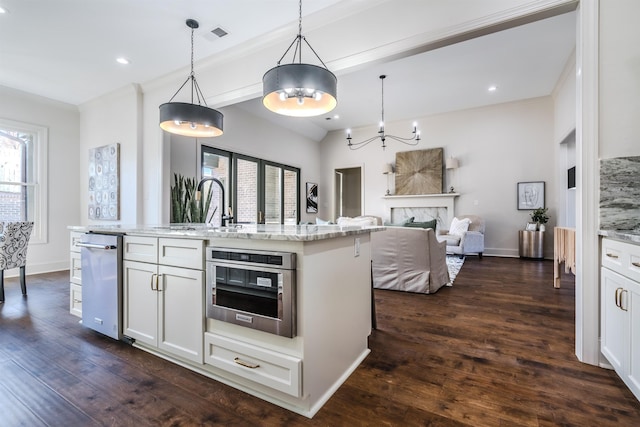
[68,223,382,417]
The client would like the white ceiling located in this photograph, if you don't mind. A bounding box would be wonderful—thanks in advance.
[0,1,576,142]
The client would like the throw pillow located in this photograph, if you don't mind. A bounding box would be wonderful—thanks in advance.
[383,216,415,227]
[449,217,471,236]
[404,219,437,230]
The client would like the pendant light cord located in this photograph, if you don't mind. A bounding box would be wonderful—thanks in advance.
[380,76,385,132]
[190,24,195,78]
[166,19,208,107]
[274,0,329,69]
[298,0,302,63]
[190,25,195,103]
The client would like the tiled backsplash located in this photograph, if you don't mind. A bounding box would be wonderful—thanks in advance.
[600,156,640,231]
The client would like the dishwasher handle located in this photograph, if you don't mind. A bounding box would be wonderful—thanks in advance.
[77,242,117,250]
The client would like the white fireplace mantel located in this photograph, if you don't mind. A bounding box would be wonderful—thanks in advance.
[383,193,460,227]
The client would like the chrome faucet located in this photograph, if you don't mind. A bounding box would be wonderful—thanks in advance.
[196,177,233,226]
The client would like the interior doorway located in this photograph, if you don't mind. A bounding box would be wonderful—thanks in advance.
[334,167,362,220]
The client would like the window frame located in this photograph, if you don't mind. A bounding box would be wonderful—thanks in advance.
[0,118,48,244]
[201,145,300,225]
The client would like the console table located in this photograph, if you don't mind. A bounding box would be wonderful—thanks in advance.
[519,230,544,259]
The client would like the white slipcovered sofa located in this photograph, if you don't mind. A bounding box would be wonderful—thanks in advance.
[372,226,450,294]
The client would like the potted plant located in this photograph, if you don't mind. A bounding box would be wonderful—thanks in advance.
[530,207,549,231]
[170,173,213,223]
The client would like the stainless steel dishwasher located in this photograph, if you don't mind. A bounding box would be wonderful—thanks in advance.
[77,233,123,340]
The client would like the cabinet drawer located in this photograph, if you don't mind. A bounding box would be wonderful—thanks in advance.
[70,231,84,253]
[158,238,204,270]
[70,284,82,318]
[204,332,301,397]
[124,236,158,263]
[602,238,640,282]
[70,251,82,284]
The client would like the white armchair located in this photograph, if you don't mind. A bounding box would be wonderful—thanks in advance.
[437,215,485,258]
[0,221,34,302]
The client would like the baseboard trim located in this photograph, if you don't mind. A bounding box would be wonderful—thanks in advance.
[3,262,68,278]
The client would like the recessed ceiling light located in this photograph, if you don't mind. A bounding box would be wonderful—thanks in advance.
[488,85,498,92]
[333,115,340,119]
[0,6,8,13]
[116,57,130,65]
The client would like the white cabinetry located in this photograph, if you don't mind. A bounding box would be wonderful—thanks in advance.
[601,237,640,401]
[123,236,205,364]
[69,231,84,317]
[204,332,302,397]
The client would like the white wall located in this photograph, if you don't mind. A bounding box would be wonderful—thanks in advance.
[599,0,640,159]
[0,85,80,275]
[553,52,577,227]
[319,96,556,257]
[79,84,143,225]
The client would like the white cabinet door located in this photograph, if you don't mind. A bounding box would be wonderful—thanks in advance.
[158,265,204,363]
[628,280,640,400]
[123,260,159,347]
[601,267,630,374]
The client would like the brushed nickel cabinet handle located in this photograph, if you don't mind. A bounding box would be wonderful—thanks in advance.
[73,298,82,303]
[606,253,619,259]
[234,357,260,369]
[620,290,629,312]
[73,267,82,271]
[632,261,640,268]
[615,287,623,308]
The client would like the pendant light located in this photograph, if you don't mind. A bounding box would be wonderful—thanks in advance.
[159,19,223,138]
[262,0,337,117]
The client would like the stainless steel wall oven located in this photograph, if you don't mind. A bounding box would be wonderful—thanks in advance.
[206,247,296,338]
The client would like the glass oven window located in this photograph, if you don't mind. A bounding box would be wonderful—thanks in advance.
[215,266,280,319]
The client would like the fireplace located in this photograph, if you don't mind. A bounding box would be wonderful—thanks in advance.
[383,193,459,229]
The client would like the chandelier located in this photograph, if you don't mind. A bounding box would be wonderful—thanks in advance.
[346,75,420,150]
[262,0,337,117]
[159,19,223,138]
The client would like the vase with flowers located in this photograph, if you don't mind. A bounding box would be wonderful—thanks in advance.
[530,207,549,231]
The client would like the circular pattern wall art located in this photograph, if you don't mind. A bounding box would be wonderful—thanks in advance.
[88,143,120,220]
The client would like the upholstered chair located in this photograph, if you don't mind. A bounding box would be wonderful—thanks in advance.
[437,215,485,258]
[0,221,34,302]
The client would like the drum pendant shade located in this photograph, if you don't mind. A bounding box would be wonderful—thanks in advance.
[263,63,337,117]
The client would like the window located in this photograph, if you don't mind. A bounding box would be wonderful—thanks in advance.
[201,146,299,226]
[0,119,48,243]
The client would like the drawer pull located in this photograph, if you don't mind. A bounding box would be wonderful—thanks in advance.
[73,267,82,271]
[606,253,619,259]
[615,287,623,308]
[234,357,260,369]
[73,298,82,303]
[632,261,640,268]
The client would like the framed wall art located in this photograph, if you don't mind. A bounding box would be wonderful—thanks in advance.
[306,182,318,213]
[517,181,544,210]
[525,222,538,231]
[395,148,443,195]
[88,143,120,220]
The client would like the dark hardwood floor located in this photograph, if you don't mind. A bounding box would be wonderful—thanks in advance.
[1,257,639,426]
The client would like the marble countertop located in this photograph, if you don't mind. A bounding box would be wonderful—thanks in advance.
[599,229,640,245]
[68,223,384,242]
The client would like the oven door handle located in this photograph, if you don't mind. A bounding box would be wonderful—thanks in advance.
[77,242,117,250]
